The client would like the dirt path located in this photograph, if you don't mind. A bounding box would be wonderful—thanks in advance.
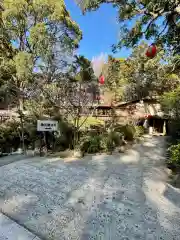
[0,136,180,239]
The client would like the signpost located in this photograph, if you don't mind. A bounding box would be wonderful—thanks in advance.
[37,120,58,132]
[37,120,58,155]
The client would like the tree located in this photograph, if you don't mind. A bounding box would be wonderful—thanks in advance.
[1,0,82,106]
[74,55,96,82]
[103,56,129,102]
[76,0,180,54]
[26,56,99,148]
[122,42,180,101]
[161,87,180,119]
[1,0,82,152]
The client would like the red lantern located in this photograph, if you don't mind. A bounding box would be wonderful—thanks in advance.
[145,114,152,118]
[99,75,105,85]
[146,44,157,58]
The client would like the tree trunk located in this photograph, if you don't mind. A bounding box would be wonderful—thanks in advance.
[18,98,25,154]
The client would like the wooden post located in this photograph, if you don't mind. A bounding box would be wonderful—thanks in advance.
[44,131,48,155]
[19,112,25,154]
[39,132,43,157]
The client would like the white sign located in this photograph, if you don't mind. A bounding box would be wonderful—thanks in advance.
[37,120,58,132]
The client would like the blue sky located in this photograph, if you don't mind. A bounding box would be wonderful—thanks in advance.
[65,0,132,60]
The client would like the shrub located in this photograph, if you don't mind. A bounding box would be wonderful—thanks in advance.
[80,131,122,154]
[168,144,180,166]
[81,135,102,154]
[134,126,145,137]
[108,131,122,145]
[0,121,20,153]
[104,135,116,152]
[70,117,104,130]
[115,124,135,141]
[0,116,75,153]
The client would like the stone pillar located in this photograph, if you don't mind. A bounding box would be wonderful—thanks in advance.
[163,121,166,136]
[149,127,153,135]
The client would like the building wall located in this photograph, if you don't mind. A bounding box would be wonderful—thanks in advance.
[116,102,163,119]
[95,101,163,123]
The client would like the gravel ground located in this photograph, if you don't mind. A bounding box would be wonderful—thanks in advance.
[0,136,180,240]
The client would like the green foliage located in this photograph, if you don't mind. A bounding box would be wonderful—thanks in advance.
[115,124,136,141]
[168,144,180,166]
[54,119,74,150]
[115,124,144,140]
[2,0,82,60]
[74,55,96,82]
[0,121,20,153]
[1,0,82,110]
[14,52,33,79]
[122,125,136,141]
[80,131,122,154]
[122,43,179,101]
[77,117,104,130]
[0,114,75,153]
[161,87,180,119]
[77,0,180,54]
[104,131,122,152]
[81,135,102,154]
[99,43,180,104]
[103,56,128,102]
[134,126,145,137]
[108,131,122,146]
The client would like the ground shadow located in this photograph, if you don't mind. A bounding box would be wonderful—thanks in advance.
[0,136,180,239]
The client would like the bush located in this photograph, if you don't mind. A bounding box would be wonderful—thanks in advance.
[0,116,75,154]
[115,124,135,141]
[70,117,104,130]
[81,135,102,154]
[104,135,116,152]
[168,144,180,167]
[0,121,20,153]
[108,131,122,145]
[80,131,122,154]
[134,126,145,137]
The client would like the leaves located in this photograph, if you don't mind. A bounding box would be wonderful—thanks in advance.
[76,0,180,54]
[14,52,33,79]
[168,143,180,165]
[161,87,180,119]
[102,42,180,102]
[1,0,82,109]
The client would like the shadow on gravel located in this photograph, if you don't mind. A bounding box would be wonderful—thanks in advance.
[0,154,32,167]
[0,136,180,239]
[164,184,180,208]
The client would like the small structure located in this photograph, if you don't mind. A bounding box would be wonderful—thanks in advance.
[115,97,169,135]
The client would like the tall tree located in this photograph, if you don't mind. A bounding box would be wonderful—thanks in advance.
[123,42,180,101]
[103,56,129,102]
[1,0,82,108]
[1,0,82,151]
[76,0,180,54]
[25,56,98,147]
[161,87,180,119]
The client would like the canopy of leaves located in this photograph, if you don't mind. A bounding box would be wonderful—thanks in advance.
[73,55,96,82]
[1,0,82,108]
[122,42,180,101]
[102,56,129,103]
[23,55,99,131]
[76,0,180,54]
[161,87,180,119]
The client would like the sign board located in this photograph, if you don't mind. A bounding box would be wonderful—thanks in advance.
[37,120,58,132]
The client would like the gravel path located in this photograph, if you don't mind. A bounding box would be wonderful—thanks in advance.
[0,154,30,167]
[0,136,180,240]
